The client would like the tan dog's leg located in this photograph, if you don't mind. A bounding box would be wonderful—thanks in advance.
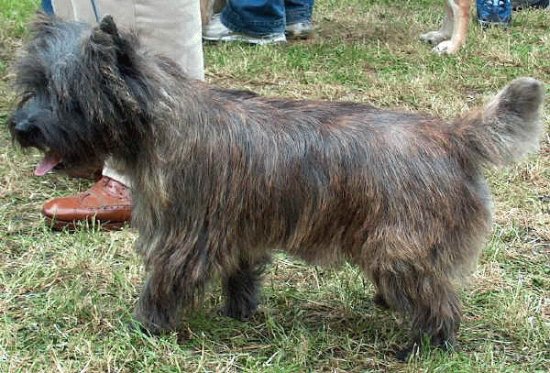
[201,0,226,26]
[420,1,454,46]
[420,0,470,55]
[200,0,214,26]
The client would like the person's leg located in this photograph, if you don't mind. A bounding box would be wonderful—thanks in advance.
[41,0,204,230]
[284,0,314,39]
[284,0,313,25]
[41,0,54,14]
[135,0,204,80]
[203,0,287,44]
[222,0,285,36]
[51,0,204,75]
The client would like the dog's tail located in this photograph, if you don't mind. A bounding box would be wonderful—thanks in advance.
[455,77,544,168]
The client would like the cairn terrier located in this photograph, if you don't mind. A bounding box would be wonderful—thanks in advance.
[9,14,544,359]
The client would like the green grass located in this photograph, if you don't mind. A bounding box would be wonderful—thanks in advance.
[1,0,549,371]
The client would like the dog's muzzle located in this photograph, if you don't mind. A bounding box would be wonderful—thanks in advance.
[9,115,41,148]
[12,118,36,139]
[8,110,64,176]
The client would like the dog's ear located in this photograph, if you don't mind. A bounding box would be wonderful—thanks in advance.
[83,16,143,118]
[88,15,139,73]
[98,15,119,38]
[90,14,122,48]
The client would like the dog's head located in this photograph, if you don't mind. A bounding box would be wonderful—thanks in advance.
[9,13,151,175]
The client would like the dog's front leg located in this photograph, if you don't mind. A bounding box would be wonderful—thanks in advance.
[420,1,454,46]
[420,0,470,54]
[134,249,211,334]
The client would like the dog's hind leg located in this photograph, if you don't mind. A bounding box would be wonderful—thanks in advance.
[373,261,461,360]
[221,254,270,321]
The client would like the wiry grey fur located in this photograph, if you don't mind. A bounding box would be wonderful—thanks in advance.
[8,13,544,360]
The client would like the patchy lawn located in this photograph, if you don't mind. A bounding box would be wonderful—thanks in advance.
[1,0,548,371]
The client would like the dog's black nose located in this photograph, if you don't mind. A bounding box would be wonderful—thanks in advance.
[14,119,35,136]
[12,118,41,148]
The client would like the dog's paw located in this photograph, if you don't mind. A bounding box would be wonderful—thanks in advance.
[431,40,458,55]
[219,303,257,321]
[419,31,449,45]
[133,306,179,335]
[395,343,420,362]
[373,293,390,310]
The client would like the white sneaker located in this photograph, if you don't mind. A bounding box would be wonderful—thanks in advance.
[285,21,313,39]
[203,14,286,45]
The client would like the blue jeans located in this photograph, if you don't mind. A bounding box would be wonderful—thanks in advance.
[221,0,314,36]
[41,0,54,14]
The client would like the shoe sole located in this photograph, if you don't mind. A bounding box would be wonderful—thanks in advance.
[478,20,511,29]
[203,34,286,45]
[44,216,129,231]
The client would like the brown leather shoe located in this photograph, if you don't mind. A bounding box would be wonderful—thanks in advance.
[42,176,132,230]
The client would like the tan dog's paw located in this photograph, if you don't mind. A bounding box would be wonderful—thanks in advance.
[419,30,450,45]
[432,40,459,55]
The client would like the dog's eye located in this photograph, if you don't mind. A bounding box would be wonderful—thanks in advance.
[17,92,35,107]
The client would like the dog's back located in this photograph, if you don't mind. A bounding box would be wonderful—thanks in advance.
[185,80,542,274]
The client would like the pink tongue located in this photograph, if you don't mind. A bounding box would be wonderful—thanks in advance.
[35,152,62,176]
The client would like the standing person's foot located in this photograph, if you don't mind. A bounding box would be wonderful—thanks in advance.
[42,176,132,230]
[203,14,286,45]
[285,21,313,39]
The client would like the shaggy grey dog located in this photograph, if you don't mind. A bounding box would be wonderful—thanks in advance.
[9,13,544,359]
